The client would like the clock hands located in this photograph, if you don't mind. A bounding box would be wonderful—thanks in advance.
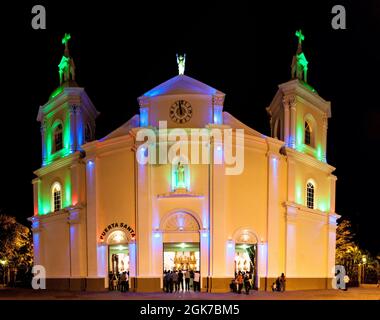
[178,100,184,116]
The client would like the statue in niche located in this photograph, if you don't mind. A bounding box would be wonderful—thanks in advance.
[175,162,186,190]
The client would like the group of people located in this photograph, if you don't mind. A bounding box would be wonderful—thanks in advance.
[109,271,129,292]
[272,273,286,292]
[230,271,254,295]
[163,269,200,293]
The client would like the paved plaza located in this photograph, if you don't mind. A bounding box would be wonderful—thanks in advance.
[0,285,378,300]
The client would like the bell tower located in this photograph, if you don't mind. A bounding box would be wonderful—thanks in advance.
[266,30,331,162]
[37,34,99,166]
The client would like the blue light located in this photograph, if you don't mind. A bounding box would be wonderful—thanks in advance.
[202,232,208,238]
[140,108,148,127]
[88,160,94,166]
[214,107,223,125]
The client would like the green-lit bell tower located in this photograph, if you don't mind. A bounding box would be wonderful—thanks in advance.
[37,33,99,167]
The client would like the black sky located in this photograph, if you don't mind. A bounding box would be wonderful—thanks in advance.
[1,1,379,255]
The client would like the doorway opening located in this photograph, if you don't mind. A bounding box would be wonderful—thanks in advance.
[163,242,200,271]
[235,243,258,289]
[163,242,201,292]
[109,244,129,275]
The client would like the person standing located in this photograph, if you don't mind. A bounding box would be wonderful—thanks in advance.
[280,273,286,292]
[185,270,190,291]
[244,273,251,295]
[169,271,174,293]
[343,274,350,291]
[193,270,200,292]
[178,270,184,291]
[165,271,171,293]
[163,270,167,292]
[190,270,194,291]
[120,271,127,292]
[237,272,243,294]
[172,271,179,292]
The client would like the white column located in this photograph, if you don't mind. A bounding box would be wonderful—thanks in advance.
[289,97,297,149]
[31,218,43,266]
[32,178,40,216]
[40,120,47,165]
[266,151,283,278]
[257,242,268,289]
[328,175,337,213]
[136,160,152,277]
[326,214,338,282]
[287,158,296,203]
[75,107,83,147]
[68,209,86,277]
[283,98,290,146]
[85,157,100,277]
[152,230,163,286]
[210,141,228,279]
[200,229,210,290]
[321,115,328,163]
[285,204,297,277]
[69,105,77,152]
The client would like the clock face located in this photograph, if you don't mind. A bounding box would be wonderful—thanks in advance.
[170,100,193,123]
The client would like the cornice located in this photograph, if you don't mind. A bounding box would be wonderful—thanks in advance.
[34,152,82,177]
[286,147,336,173]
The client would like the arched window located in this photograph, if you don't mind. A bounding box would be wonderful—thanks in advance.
[304,121,312,146]
[306,182,315,209]
[51,182,62,212]
[54,124,63,152]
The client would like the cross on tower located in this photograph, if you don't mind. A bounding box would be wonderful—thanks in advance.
[62,33,71,49]
[295,29,305,46]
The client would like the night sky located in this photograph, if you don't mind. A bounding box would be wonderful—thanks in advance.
[1,1,379,255]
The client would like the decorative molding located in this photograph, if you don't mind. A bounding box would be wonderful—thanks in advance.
[157,189,203,199]
[138,96,150,108]
[212,95,225,106]
[161,212,200,232]
[286,147,336,173]
[34,152,82,177]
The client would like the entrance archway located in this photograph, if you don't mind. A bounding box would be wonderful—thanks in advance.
[160,210,203,292]
[106,230,131,290]
[232,228,259,290]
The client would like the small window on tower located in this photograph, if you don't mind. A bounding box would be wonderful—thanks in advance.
[304,121,312,146]
[54,124,63,152]
[51,182,62,212]
[306,182,315,209]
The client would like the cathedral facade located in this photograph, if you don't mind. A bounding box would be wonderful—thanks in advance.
[30,33,339,292]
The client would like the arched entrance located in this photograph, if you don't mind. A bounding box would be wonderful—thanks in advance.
[233,228,259,290]
[106,230,131,290]
[160,210,203,292]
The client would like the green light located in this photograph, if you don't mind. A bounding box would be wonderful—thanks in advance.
[64,112,70,151]
[64,172,72,207]
[316,145,323,161]
[62,33,71,45]
[50,86,63,100]
[295,29,305,45]
[296,185,302,204]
